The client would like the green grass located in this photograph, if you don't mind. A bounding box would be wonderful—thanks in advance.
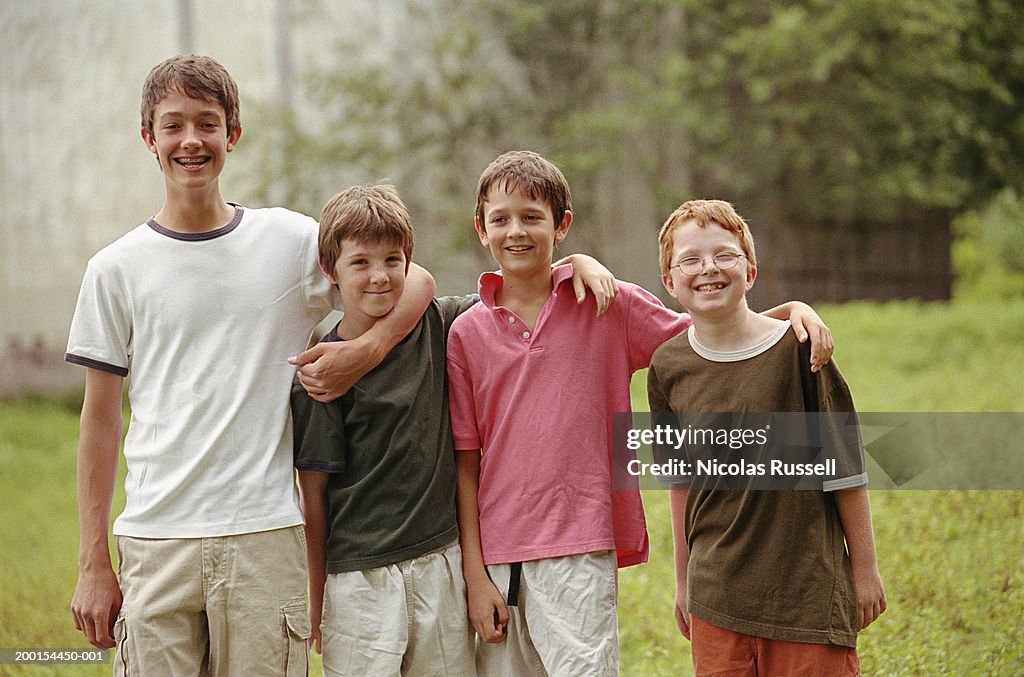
[2,298,1022,675]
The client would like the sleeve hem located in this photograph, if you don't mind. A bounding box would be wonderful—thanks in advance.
[295,461,346,474]
[823,473,868,492]
[64,353,128,377]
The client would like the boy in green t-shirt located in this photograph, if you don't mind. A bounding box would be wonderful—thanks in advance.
[647,199,886,676]
[290,183,615,675]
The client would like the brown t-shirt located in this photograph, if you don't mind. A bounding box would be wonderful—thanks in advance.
[647,323,866,647]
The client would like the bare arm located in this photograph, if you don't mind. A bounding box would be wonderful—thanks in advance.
[70,369,124,649]
[455,450,508,643]
[834,488,886,630]
[297,470,329,654]
[553,254,619,316]
[761,301,834,372]
[669,486,692,640]
[291,263,436,401]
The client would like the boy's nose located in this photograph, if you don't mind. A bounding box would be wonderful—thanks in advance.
[181,126,202,147]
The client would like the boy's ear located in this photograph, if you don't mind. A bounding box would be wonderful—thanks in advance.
[554,210,573,244]
[141,128,157,155]
[662,272,676,297]
[319,258,337,285]
[745,264,758,290]
[227,126,242,152]
[474,216,490,248]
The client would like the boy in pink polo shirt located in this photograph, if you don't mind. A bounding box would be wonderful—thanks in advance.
[446,150,835,676]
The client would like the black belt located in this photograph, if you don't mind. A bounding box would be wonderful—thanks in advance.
[506,561,523,606]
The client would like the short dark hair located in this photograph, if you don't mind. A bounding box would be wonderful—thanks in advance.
[319,184,415,275]
[141,54,240,136]
[475,151,572,225]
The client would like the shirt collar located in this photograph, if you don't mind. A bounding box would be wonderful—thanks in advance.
[477,264,575,308]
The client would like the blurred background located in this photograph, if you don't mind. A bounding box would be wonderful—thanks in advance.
[2,0,1023,397]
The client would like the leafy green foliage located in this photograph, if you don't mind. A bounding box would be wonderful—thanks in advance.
[255,0,1024,303]
[953,189,1024,300]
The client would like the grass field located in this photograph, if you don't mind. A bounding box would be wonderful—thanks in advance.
[1,298,1022,675]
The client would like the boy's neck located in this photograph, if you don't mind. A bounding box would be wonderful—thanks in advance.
[689,305,785,352]
[495,267,555,328]
[153,186,236,235]
[334,313,374,342]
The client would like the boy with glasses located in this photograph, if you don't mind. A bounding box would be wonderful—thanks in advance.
[648,199,886,676]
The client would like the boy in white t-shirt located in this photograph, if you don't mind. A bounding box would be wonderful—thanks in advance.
[65,54,433,675]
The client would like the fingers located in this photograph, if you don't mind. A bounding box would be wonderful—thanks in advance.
[309,630,323,654]
[288,344,325,368]
[860,598,885,629]
[859,592,887,629]
[76,609,115,649]
[573,276,587,305]
[295,367,332,402]
[809,327,835,373]
[674,604,691,640]
[471,601,509,643]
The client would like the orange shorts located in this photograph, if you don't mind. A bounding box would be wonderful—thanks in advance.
[690,615,860,677]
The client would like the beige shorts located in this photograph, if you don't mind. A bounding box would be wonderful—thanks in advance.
[320,540,475,676]
[113,525,309,677]
[477,550,619,677]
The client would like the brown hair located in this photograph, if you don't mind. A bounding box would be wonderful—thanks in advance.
[141,54,240,136]
[658,199,758,277]
[474,150,572,226]
[318,184,414,275]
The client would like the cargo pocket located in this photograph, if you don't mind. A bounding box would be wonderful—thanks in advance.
[282,599,311,676]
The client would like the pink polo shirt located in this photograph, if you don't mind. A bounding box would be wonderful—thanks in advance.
[447,265,691,567]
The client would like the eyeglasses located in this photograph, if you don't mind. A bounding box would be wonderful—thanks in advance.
[671,252,745,275]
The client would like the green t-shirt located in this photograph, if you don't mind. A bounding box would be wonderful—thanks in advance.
[647,324,866,648]
[291,295,476,572]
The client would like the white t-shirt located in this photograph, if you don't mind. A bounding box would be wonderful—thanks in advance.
[66,205,337,538]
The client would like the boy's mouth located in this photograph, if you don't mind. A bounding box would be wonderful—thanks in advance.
[174,156,210,170]
[505,245,533,253]
[694,282,727,293]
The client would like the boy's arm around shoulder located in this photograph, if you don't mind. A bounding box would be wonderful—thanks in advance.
[553,253,619,316]
[620,282,692,371]
[71,368,124,649]
[762,301,834,372]
[291,263,436,402]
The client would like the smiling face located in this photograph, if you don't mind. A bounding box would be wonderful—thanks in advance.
[141,90,240,195]
[663,218,757,319]
[475,185,572,280]
[326,237,407,337]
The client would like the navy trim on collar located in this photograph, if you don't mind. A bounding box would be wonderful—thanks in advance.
[147,204,244,241]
